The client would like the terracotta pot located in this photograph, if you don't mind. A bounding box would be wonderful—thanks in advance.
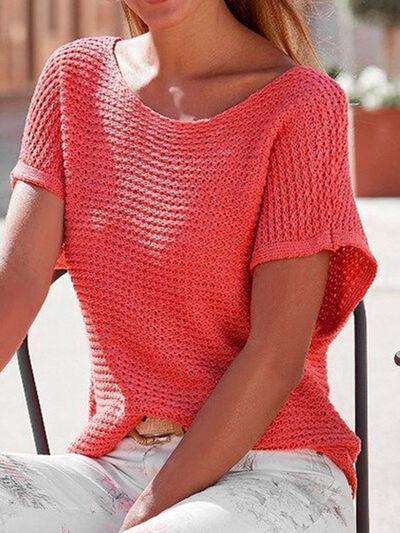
[352,106,400,197]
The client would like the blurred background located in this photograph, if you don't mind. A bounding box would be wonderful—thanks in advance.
[0,1,399,532]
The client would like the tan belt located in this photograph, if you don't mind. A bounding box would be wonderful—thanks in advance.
[127,416,185,445]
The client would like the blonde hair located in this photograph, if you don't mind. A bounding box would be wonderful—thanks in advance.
[120,0,324,71]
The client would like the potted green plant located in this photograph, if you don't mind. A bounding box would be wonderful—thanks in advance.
[333,1,400,197]
[334,65,400,197]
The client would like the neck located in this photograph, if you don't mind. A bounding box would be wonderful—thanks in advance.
[133,1,252,81]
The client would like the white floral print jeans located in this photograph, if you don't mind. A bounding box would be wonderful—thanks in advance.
[0,435,355,532]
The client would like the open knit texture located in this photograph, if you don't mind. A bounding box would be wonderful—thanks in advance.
[9,35,378,499]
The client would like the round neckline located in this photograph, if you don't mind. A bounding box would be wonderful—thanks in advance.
[109,36,310,128]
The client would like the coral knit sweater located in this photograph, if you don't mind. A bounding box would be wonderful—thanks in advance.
[9,35,378,499]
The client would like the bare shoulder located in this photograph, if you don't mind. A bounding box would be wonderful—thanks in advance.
[246,34,299,77]
[249,33,345,98]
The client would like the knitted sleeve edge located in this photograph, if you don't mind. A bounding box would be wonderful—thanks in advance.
[249,227,378,341]
[9,159,65,201]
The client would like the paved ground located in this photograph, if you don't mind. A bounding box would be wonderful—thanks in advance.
[0,95,399,532]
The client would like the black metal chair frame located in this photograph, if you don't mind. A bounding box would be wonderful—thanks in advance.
[15,268,399,533]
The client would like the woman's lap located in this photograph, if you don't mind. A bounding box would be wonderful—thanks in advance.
[127,448,355,533]
[0,437,355,533]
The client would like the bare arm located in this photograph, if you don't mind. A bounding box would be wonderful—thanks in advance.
[119,249,332,529]
[0,181,64,372]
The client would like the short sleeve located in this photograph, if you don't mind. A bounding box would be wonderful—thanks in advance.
[249,78,378,341]
[9,47,65,201]
[9,46,67,271]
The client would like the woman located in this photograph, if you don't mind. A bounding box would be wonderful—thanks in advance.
[0,0,378,531]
